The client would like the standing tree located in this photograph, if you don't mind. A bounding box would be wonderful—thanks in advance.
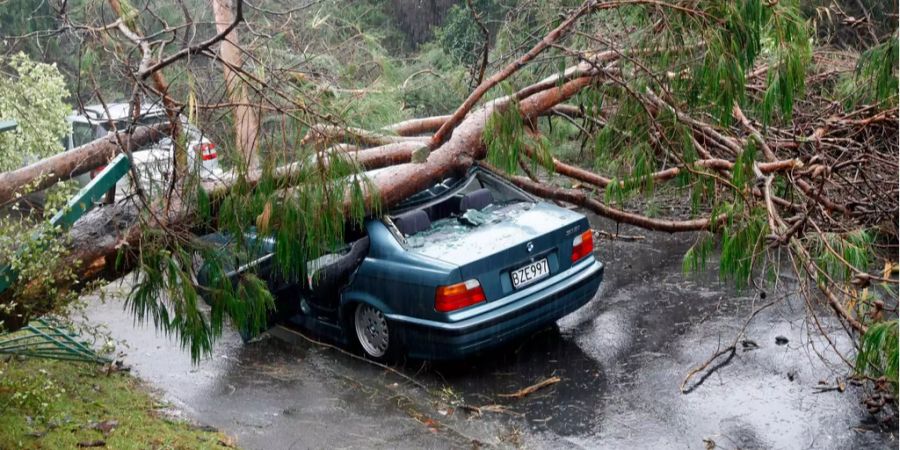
[212,0,260,170]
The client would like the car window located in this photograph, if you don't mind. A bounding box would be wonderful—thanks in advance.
[72,123,94,148]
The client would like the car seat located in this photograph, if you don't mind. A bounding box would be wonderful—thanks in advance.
[459,188,493,211]
[393,209,431,236]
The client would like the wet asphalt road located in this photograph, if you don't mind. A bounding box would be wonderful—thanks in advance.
[83,212,896,449]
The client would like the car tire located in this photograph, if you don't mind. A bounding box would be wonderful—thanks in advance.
[352,303,397,362]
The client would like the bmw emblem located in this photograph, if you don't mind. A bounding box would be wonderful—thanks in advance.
[526,241,534,253]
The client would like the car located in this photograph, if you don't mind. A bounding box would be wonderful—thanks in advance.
[198,165,604,361]
[65,102,221,199]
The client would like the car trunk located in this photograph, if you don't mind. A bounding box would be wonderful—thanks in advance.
[405,201,590,301]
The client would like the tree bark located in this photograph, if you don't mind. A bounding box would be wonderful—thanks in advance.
[384,115,451,136]
[301,124,428,147]
[212,0,259,170]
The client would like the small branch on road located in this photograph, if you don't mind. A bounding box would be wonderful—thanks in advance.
[458,403,523,417]
[497,375,561,399]
[681,298,778,394]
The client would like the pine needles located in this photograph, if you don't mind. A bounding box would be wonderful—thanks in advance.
[856,320,899,395]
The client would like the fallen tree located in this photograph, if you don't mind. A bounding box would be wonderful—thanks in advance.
[0,1,896,404]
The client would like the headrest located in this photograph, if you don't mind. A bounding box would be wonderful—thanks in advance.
[393,210,431,236]
[459,188,493,211]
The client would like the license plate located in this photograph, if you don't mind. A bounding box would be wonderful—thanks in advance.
[511,258,550,289]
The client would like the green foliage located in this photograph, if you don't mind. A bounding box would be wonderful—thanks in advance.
[127,236,275,359]
[536,113,585,164]
[436,0,502,66]
[683,233,716,273]
[671,0,811,122]
[0,53,71,172]
[841,37,899,108]
[731,142,758,190]
[0,212,80,332]
[811,230,875,285]
[758,1,811,122]
[580,86,659,204]
[719,208,767,288]
[484,96,526,173]
[483,90,554,175]
[856,320,899,394]
[127,142,380,361]
[691,1,763,121]
[604,143,655,205]
[683,205,769,289]
[591,87,650,172]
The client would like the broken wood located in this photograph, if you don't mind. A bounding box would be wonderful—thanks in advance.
[458,403,523,417]
[497,376,561,399]
[681,299,778,394]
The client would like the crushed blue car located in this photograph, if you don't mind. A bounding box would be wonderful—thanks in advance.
[198,165,604,361]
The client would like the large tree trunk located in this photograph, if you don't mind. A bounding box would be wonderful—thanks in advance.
[0,125,170,207]
[212,0,259,170]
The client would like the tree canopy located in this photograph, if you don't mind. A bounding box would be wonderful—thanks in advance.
[0,53,70,172]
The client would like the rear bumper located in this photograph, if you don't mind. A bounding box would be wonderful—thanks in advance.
[387,257,604,360]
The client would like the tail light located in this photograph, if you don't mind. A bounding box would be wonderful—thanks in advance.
[90,164,107,179]
[195,142,217,160]
[435,279,485,312]
[571,229,594,262]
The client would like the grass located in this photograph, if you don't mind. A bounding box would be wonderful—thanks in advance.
[0,357,234,449]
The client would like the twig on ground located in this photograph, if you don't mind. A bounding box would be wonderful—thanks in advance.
[497,376,561,399]
[458,403,523,417]
[596,230,646,241]
[681,298,779,393]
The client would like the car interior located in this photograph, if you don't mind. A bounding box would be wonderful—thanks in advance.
[199,229,370,321]
[302,234,370,315]
[389,169,532,237]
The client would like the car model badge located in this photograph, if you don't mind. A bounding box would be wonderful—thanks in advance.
[526,241,534,253]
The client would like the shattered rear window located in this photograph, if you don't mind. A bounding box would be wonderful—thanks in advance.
[404,201,534,249]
